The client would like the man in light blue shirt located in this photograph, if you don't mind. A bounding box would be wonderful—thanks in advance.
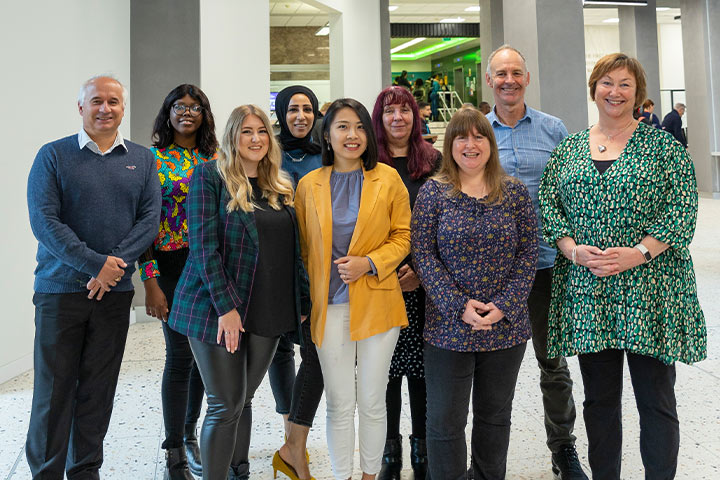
[485,45,588,480]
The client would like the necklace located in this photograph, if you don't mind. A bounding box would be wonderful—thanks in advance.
[286,151,307,163]
[596,119,635,153]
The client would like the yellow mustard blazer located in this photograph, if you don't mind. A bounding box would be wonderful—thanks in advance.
[294,163,411,348]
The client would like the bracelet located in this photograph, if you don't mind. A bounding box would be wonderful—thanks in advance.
[571,246,578,266]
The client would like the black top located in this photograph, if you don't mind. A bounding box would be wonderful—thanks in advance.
[243,177,297,337]
[592,158,616,175]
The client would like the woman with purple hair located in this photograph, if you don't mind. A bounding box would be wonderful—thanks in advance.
[371,86,441,480]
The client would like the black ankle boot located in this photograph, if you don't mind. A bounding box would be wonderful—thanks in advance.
[378,437,402,480]
[410,435,427,480]
[228,461,250,480]
[164,447,194,480]
[183,423,202,476]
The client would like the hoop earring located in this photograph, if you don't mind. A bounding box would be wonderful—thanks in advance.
[167,119,171,128]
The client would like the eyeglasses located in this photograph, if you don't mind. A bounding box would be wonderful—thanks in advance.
[172,104,203,116]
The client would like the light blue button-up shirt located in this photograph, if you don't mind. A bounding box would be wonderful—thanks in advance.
[487,105,568,270]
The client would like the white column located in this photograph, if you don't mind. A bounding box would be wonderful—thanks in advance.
[680,0,720,195]
[479,0,504,104]
[619,0,661,111]
[308,0,385,111]
[200,0,271,130]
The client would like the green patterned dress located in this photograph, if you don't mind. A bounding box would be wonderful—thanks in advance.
[538,122,706,365]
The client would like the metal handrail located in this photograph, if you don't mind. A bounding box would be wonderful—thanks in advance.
[437,90,464,123]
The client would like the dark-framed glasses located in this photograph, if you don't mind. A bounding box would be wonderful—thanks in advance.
[172,104,203,116]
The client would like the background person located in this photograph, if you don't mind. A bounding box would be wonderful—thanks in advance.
[138,84,218,479]
[371,86,441,480]
[273,85,325,480]
[662,102,687,147]
[294,98,411,480]
[168,105,309,480]
[412,108,537,480]
[484,44,587,479]
[26,75,161,479]
[539,53,706,480]
[639,99,661,128]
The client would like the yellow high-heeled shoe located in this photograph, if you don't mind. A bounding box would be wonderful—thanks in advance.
[272,451,315,480]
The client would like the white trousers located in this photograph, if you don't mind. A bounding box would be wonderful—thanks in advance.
[317,303,400,479]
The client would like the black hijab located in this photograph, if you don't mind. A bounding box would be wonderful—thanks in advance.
[275,85,322,154]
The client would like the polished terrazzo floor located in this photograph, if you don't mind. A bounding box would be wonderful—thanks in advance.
[2,198,719,479]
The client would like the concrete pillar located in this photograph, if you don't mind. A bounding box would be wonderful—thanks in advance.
[680,0,720,195]
[130,0,200,147]
[309,0,385,111]
[200,0,271,130]
[479,0,504,104]
[501,0,588,133]
[619,0,661,112]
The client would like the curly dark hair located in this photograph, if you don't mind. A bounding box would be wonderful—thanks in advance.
[151,84,218,156]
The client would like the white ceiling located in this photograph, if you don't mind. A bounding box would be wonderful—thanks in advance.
[269,1,681,27]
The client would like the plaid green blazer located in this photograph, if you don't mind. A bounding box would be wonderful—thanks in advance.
[168,161,309,346]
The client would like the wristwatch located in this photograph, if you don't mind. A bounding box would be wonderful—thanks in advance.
[634,243,652,263]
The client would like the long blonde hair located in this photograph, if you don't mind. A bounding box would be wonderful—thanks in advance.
[216,105,294,212]
[433,108,509,204]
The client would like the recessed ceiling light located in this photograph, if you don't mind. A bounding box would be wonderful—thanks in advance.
[465,6,481,12]
[603,17,620,23]
[391,37,427,54]
[656,7,670,11]
[440,17,466,23]
[388,5,398,11]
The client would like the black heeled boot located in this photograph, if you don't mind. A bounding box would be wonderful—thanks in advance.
[184,423,202,476]
[378,437,402,480]
[410,435,428,480]
[228,461,250,480]
[164,447,194,480]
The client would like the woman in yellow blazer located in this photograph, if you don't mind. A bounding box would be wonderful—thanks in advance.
[294,98,411,480]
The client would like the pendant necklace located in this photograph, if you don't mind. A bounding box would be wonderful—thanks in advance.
[286,152,307,163]
[596,119,634,153]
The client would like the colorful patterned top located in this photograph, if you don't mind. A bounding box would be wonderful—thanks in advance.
[139,144,216,280]
[412,178,538,352]
[538,122,707,365]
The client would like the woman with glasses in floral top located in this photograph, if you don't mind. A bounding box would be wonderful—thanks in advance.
[138,84,218,480]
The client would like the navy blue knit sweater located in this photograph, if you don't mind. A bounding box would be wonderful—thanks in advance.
[27,134,161,293]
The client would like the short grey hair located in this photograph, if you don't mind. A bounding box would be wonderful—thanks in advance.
[78,75,128,106]
[485,44,528,76]
[675,103,686,110]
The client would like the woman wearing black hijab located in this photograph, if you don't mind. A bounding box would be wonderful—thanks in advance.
[271,86,323,480]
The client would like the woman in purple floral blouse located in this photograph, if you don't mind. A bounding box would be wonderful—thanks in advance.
[411,108,538,480]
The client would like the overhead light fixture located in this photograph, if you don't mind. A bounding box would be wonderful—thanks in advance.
[603,17,620,23]
[391,37,475,61]
[465,6,481,12]
[388,5,398,11]
[440,17,466,23]
[390,37,427,54]
[315,24,329,36]
[656,7,670,11]
[583,1,647,5]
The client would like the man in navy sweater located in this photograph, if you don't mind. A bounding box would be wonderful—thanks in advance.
[26,76,160,479]
[661,102,687,147]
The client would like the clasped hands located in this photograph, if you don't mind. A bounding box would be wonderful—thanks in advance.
[462,299,504,331]
[574,245,645,277]
[86,256,127,300]
[334,255,371,284]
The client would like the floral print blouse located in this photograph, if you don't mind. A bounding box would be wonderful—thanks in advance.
[139,144,216,280]
[539,122,706,364]
[412,178,538,352]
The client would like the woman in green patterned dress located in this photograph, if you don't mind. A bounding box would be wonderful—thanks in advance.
[539,53,706,480]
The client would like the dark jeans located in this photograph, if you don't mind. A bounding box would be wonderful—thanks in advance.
[157,275,205,449]
[386,376,426,439]
[425,341,526,480]
[26,291,134,480]
[268,335,296,415]
[528,267,577,452]
[189,333,279,480]
[288,319,324,427]
[579,349,679,480]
